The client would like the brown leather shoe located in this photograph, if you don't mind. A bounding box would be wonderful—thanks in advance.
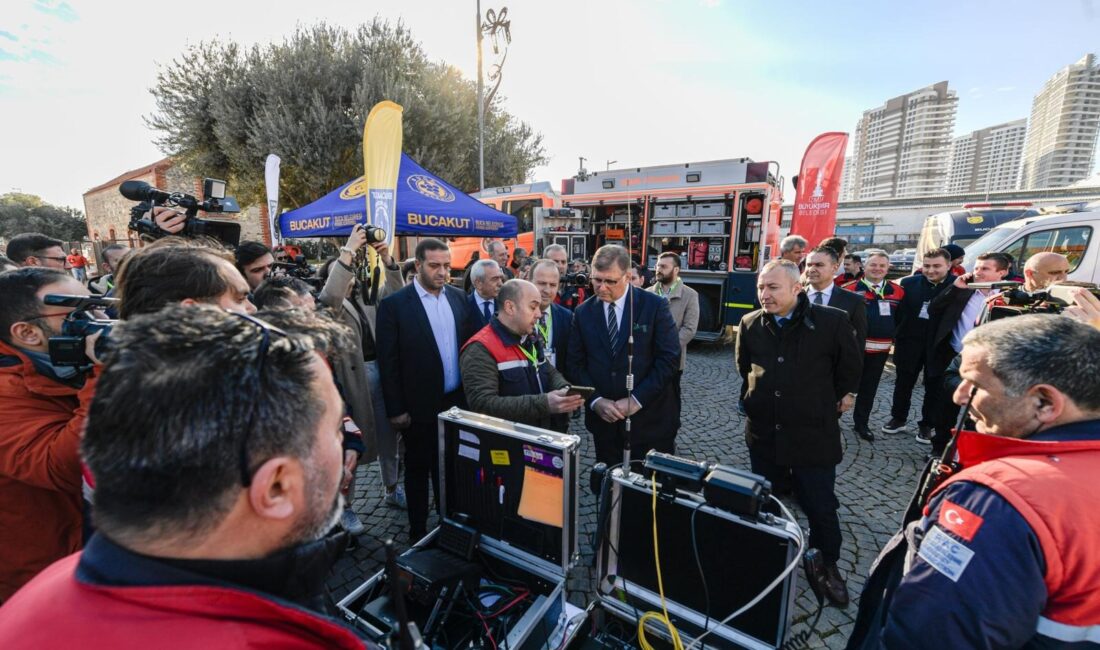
[823,562,850,608]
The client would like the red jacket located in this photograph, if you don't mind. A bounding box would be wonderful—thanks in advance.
[0,553,366,649]
[0,340,96,601]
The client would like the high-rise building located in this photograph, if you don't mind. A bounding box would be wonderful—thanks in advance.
[839,156,854,201]
[1020,54,1100,189]
[946,119,1028,194]
[849,81,958,200]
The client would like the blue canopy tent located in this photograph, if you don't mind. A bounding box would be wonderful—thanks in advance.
[278,154,517,239]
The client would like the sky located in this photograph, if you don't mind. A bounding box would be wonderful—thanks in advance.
[2,0,1099,211]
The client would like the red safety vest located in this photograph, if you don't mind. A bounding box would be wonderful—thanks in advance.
[0,554,365,649]
[932,429,1100,643]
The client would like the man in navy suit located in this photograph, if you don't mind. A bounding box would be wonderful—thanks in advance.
[531,259,573,379]
[568,245,681,466]
[467,259,504,328]
[376,238,473,542]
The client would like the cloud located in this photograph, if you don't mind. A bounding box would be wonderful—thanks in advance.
[32,1,78,23]
[0,30,18,42]
[996,85,1015,92]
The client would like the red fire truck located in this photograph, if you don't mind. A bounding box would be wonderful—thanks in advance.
[554,159,784,341]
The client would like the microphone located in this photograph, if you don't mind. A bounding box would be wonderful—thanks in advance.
[119,180,171,203]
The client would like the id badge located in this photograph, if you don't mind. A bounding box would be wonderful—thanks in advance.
[919,301,930,319]
[879,301,892,317]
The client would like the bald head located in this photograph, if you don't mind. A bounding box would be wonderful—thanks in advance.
[497,279,543,336]
[1024,252,1071,292]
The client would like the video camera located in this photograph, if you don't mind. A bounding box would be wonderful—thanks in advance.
[121,178,242,247]
[43,294,117,367]
[971,280,1100,321]
[271,255,324,291]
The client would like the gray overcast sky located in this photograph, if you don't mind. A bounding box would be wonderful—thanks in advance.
[2,0,1098,210]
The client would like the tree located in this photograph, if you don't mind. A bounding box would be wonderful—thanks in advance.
[146,20,546,210]
[0,193,88,242]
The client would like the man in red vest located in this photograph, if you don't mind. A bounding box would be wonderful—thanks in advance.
[460,279,583,431]
[0,306,371,649]
[852,314,1100,649]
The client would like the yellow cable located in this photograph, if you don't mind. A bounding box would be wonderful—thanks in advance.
[637,472,684,650]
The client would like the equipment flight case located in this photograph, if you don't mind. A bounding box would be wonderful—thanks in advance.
[571,461,802,650]
[338,409,587,649]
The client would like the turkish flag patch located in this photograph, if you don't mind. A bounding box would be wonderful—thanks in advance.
[937,499,984,542]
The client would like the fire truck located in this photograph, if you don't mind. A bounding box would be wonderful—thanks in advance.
[454,182,560,270]
[553,159,784,341]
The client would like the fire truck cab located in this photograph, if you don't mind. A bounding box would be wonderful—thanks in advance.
[455,182,560,271]
[557,159,783,341]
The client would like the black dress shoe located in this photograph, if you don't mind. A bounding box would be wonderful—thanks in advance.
[855,426,875,442]
[823,563,850,608]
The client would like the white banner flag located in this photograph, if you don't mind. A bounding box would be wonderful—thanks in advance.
[265,154,282,245]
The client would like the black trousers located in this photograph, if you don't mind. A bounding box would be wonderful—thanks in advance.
[853,352,890,430]
[890,340,936,426]
[404,391,463,540]
[750,450,842,564]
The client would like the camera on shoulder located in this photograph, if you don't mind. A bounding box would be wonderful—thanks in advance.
[121,178,242,247]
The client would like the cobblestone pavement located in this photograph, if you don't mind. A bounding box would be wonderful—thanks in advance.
[327,343,932,648]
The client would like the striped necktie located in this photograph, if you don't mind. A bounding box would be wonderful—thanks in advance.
[607,301,619,344]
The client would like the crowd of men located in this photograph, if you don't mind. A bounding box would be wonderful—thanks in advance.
[0,221,1098,649]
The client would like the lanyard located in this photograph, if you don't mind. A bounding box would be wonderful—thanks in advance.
[861,279,886,300]
[517,342,539,366]
[655,279,680,298]
[535,311,551,343]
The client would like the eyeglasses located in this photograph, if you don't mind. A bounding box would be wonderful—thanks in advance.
[232,312,289,487]
[35,255,69,264]
[590,275,624,287]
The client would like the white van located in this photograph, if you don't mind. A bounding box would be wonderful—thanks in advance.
[962,209,1099,283]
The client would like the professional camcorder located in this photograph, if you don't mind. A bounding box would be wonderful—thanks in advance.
[121,178,242,246]
[43,294,117,366]
[972,280,1100,320]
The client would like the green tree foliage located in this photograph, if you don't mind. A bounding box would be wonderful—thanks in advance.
[0,193,88,242]
[146,20,547,209]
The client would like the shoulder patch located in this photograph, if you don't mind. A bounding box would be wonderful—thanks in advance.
[937,499,984,542]
[918,525,975,582]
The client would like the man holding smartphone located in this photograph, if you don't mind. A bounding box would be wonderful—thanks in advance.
[460,279,584,432]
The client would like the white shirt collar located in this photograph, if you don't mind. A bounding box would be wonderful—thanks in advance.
[809,283,834,301]
[606,288,629,314]
[413,277,439,300]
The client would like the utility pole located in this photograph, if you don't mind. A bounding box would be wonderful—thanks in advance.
[476,0,485,191]
[606,160,617,171]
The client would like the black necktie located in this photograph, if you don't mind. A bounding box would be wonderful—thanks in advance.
[607,302,619,344]
[483,300,492,322]
[813,291,824,305]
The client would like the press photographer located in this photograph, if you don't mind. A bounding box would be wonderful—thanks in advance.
[0,306,372,649]
[849,315,1100,649]
[235,241,276,292]
[0,268,102,602]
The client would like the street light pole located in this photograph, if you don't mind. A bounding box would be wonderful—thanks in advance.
[477,0,485,191]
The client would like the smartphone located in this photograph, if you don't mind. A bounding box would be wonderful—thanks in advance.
[565,385,595,399]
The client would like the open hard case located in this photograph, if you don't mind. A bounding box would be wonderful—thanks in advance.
[337,408,586,649]
[577,467,801,650]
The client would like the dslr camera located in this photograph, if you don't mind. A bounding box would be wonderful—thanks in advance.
[43,294,117,366]
[122,178,242,247]
[562,271,589,288]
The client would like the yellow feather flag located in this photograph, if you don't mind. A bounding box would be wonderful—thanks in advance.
[362,100,403,301]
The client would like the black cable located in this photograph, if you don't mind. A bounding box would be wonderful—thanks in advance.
[782,604,824,650]
[690,501,712,634]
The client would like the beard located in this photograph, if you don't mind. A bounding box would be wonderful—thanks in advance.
[289,455,345,545]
